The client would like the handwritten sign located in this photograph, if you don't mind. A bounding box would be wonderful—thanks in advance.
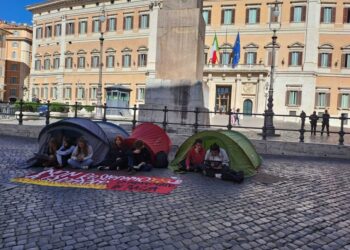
[12,168,182,194]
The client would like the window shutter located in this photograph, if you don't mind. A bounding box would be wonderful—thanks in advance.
[208,10,211,25]
[253,52,257,64]
[328,53,332,67]
[301,6,306,22]
[338,93,342,108]
[320,7,324,23]
[298,52,303,66]
[75,88,78,98]
[112,56,115,67]
[257,8,261,23]
[344,8,349,23]
[139,15,142,28]
[315,93,318,108]
[232,9,235,24]
[297,91,302,106]
[131,16,134,29]
[246,9,249,23]
[66,23,69,35]
[341,54,345,68]
[332,7,336,23]
[288,52,292,65]
[123,17,126,30]
[290,7,294,22]
[244,52,247,64]
[107,18,110,31]
[326,93,330,107]
[92,20,95,32]
[221,10,224,24]
[78,22,81,34]
[285,91,290,106]
[63,88,66,99]
[318,53,321,67]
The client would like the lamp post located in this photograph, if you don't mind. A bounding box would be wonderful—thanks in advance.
[265,0,281,136]
[96,8,106,118]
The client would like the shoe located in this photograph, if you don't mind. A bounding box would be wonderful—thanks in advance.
[81,165,89,170]
[98,166,109,170]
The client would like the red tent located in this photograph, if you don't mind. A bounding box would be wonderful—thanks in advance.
[125,123,172,161]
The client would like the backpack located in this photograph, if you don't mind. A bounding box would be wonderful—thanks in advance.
[154,151,169,168]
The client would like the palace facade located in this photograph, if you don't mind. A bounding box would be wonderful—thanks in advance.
[27,0,350,124]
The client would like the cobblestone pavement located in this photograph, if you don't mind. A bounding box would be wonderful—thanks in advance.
[1,135,350,250]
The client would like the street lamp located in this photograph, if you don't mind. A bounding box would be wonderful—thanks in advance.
[96,7,106,118]
[264,0,281,136]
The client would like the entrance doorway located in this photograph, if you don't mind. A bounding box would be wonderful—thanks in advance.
[215,86,231,113]
[243,99,253,116]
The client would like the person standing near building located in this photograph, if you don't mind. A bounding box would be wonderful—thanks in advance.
[235,108,240,126]
[309,111,318,136]
[321,110,330,136]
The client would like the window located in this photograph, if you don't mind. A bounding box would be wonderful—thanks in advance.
[44,58,50,70]
[122,54,131,67]
[76,87,85,99]
[246,8,260,24]
[139,14,149,29]
[286,90,302,106]
[53,58,60,69]
[45,25,52,38]
[221,9,235,25]
[12,42,18,48]
[136,86,145,101]
[106,55,115,68]
[12,51,17,59]
[55,24,61,36]
[290,6,306,23]
[341,53,350,68]
[66,22,75,35]
[245,52,257,65]
[344,8,350,23]
[35,60,41,70]
[318,53,332,68]
[316,92,330,108]
[124,16,133,30]
[64,87,72,99]
[202,9,211,25]
[43,87,49,99]
[10,64,18,71]
[321,7,335,24]
[9,77,17,84]
[10,89,16,96]
[90,87,97,99]
[92,19,101,33]
[339,93,350,109]
[78,57,85,68]
[65,57,73,69]
[36,27,43,39]
[220,52,231,65]
[12,31,19,37]
[107,17,116,31]
[79,20,88,34]
[52,87,58,99]
[138,54,147,67]
[91,56,99,68]
[289,52,303,66]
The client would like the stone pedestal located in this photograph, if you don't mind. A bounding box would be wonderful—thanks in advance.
[139,0,209,128]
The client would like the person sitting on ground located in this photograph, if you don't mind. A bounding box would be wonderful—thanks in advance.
[179,138,206,172]
[98,135,128,171]
[34,137,59,167]
[56,136,75,168]
[203,143,229,177]
[127,140,152,172]
[68,137,93,169]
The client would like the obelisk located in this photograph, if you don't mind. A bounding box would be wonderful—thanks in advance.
[139,0,209,127]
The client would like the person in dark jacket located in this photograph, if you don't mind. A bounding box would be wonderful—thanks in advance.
[98,135,128,170]
[309,111,318,135]
[321,109,330,136]
[127,140,152,172]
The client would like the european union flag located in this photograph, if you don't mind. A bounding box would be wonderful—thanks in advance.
[232,32,240,68]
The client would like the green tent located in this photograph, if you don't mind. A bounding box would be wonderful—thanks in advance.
[170,130,262,177]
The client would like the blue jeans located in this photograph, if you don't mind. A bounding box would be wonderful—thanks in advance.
[68,158,93,169]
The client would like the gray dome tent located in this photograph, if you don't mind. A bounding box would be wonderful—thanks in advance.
[36,118,129,167]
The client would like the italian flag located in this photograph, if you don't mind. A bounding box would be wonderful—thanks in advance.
[210,33,219,64]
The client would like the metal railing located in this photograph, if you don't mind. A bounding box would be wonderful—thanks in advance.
[1,100,349,146]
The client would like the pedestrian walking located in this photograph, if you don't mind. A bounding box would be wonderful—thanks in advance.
[321,109,330,136]
[235,108,240,126]
[309,111,318,135]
